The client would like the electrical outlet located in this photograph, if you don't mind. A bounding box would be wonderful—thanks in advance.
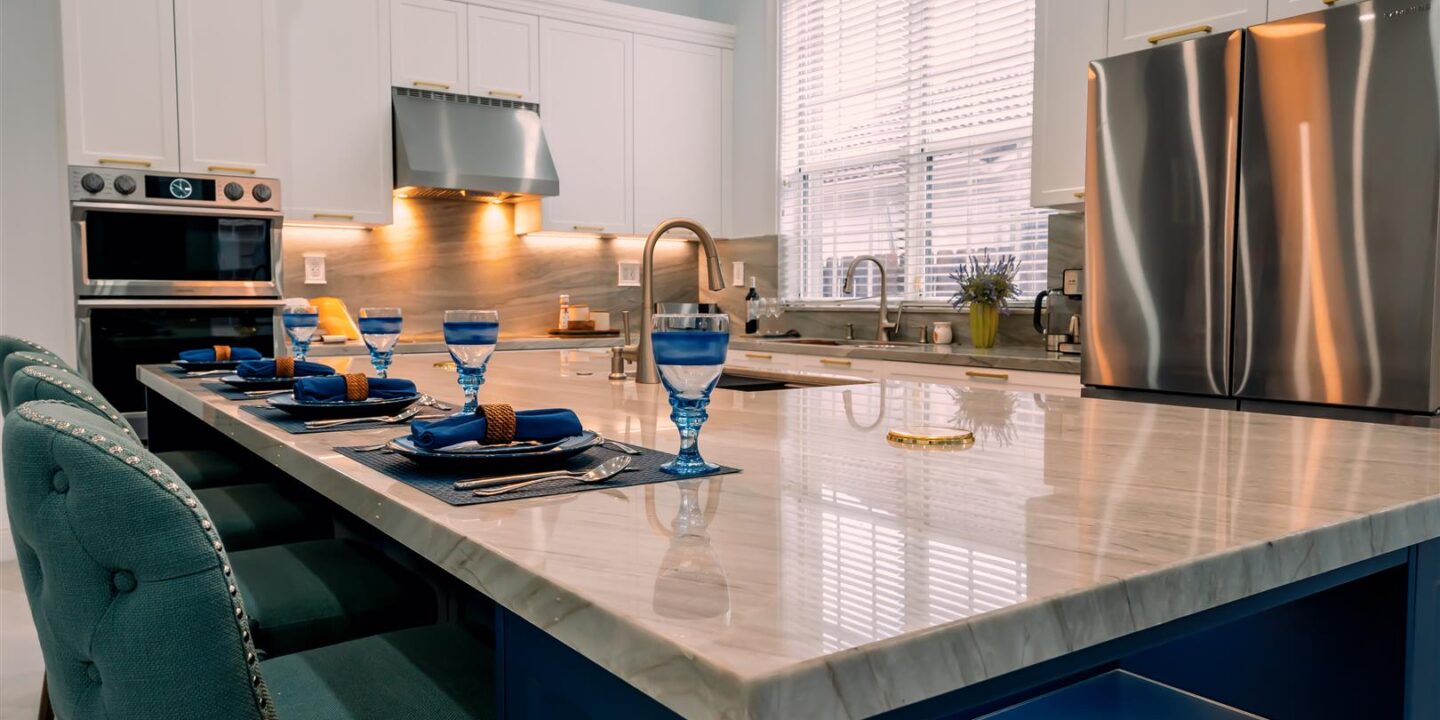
[732,261,745,284]
[303,253,326,284]
[617,260,641,287]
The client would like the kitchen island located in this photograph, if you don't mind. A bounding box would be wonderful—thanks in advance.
[138,350,1440,719]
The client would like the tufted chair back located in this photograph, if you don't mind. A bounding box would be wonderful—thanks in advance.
[6,366,137,436]
[4,401,275,719]
[0,337,72,414]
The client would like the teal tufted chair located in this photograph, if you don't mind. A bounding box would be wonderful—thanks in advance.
[0,337,72,413]
[5,401,275,719]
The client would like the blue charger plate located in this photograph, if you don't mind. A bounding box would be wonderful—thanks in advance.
[386,431,600,466]
[267,393,419,420]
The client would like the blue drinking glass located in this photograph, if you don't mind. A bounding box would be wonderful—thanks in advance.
[359,307,402,378]
[443,309,499,413]
[652,313,730,475]
[283,304,320,361]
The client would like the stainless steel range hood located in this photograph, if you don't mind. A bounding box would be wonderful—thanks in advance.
[392,87,559,202]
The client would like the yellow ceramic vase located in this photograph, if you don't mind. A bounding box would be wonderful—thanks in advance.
[969,302,999,348]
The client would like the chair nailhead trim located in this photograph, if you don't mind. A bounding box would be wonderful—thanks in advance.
[201,519,212,530]
[20,368,135,437]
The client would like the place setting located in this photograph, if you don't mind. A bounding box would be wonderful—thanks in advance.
[165,344,266,377]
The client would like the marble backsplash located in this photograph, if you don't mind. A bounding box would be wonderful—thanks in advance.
[282,199,700,340]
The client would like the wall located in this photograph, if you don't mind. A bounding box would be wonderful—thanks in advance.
[283,200,700,339]
[609,0,737,23]
[729,0,778,237]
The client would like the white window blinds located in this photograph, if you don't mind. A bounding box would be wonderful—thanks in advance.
[780,0,1049,303]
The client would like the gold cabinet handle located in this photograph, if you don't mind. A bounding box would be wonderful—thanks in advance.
[1073,191,1085,199]
[1148,25,1212,45]
[312,213,355,221]
[98,158,152,168]
[572,225,605,232]
[744,352,773,360]
[488,89,524,99]
[412,80,451,90]
[208,165,257,175]
[819,358,852,367]
[965,370,1010,381]
[1323,0,1341,4]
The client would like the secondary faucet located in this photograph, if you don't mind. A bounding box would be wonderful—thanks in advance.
[636,218,726,384]
[841,255,898,341]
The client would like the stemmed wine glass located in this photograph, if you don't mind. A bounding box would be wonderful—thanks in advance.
[358,307,402,378]
[652,313,730,475]
[443,310,499,413]
[283,304,320,361]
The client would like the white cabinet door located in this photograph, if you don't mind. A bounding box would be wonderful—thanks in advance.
[1031,0,1107,209]
[468,6,540,103]
[391,0,467,93]
[59,0,180,171]
[280,0,393,226]
[174,0,285,177]
[1268,0,1349,19]
[1108,0,1266,54]
[538,19,632,235]
[633,36,726,235]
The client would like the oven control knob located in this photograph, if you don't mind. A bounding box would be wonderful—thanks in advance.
[80,172,105,194]
[224,182,245,201]
[251,183,272,202]
[113,175,137,195]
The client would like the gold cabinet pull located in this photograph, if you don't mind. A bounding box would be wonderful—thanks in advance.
[1148,25,1212,45]
[412,80,451,90]
[819,358,852,367]
[965,370,1010,381]
[1073,191,1085,199]
[98,158,151,168]
[744,352,773,360]
[312,213,355,221]
[208,165,257,175]
[572,225,605,232]
[1323,0,1342,4]
[488,89,524,99]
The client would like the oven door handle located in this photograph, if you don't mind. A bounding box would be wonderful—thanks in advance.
[76,298,288,309]
[71,200,283,220]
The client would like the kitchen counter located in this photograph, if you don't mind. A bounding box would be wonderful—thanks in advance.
[306,335,622,357]
[138,351,1440,718]
[731,337,1080,374]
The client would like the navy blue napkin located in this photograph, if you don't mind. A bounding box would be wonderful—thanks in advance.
[410,408,582,450]
[179,347,262,362]
[237,360,336,379]
[293,376,417,403]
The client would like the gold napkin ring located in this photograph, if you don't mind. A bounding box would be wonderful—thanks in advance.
[343,374,369,402]
[213,345,231,362]
[480,404,517,444]
[275,356,295,378]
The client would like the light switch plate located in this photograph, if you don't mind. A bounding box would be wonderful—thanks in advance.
[303,253,326,284]
[617,260,641,287]
[733,261,745,284]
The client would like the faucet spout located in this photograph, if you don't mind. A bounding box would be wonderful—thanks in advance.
[841,255,897,341]
[637,218,726,384]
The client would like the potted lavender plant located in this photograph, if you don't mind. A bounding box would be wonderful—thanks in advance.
[948,251,1021,349]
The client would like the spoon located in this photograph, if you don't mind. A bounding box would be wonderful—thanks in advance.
[474,455,633,497]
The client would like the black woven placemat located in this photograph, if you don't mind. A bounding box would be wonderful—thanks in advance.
[239,404,435,434]
[334,442,739,506]
[201,382,268,401]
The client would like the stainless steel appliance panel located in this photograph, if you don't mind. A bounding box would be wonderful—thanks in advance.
[1083,32,1243,396]
[1234,1,1440,414]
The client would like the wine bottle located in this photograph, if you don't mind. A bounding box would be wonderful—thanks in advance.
[744,277,760,334]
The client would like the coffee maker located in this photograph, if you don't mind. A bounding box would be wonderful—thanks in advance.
[1033,268,1083,353]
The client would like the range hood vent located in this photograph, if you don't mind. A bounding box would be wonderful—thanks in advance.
[392,87,559,200]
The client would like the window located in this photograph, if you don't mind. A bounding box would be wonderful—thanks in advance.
[779,0,1050,303]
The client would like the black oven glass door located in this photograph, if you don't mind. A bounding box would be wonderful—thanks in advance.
[86,306,276,412]
[84,211,274,281]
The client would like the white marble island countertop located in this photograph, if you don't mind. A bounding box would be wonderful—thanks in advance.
[139,350,1440,719]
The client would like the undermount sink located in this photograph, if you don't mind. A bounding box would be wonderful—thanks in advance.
[764,338,929,349]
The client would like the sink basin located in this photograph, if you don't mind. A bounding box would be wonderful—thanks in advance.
[764,338,929,349]
[768,338,844,346]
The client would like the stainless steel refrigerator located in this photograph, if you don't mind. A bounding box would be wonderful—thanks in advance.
[1083,0,1440,424]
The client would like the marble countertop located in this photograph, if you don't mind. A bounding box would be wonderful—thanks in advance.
[730,338,1080,374]
[306,335,622,357]
[139,351,1440,719]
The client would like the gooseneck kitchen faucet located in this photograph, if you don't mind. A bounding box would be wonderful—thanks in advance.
[636,218,727,384]
[841,255,899,342]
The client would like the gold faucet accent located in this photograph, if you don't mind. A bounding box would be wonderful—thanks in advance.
[636,219,727,384]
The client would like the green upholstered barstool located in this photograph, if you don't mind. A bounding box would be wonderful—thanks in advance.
[5,401,492,719]
[7,365,328,552]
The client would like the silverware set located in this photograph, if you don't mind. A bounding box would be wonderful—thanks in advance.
[304,406,446,429]
[471,455,634,496]
[183,369,233,377]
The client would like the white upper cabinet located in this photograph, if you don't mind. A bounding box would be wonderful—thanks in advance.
[391,0,467,92]
[468,6,540,103]
[174,0,285,177]
[537,19,633,235]
[280,0,393,226]
[1031,0,1107,209]
[59,0,180,171]
[1268,0,1352,20]
[1107,0,1267,54]
[633,36,726,235]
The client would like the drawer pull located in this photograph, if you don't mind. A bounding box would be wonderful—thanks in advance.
[819,358,852,367]
[412,80,451,90]
[488,89,524,99]
[312,213,355,221]
[572,225,605,233]
[1073,191,1085,199]
[1148,24,1212,45]
[965,370,1010,381]
[98,158,152,168]
[208,165,257,175]
[744,352,773,360]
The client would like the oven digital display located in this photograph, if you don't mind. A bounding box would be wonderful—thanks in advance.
[144,175,216,201]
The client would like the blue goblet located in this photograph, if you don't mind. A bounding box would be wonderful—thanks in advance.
[283,305,320,361]
[652,313,730,475]
[359,307,402,378]
[443,309,499,413]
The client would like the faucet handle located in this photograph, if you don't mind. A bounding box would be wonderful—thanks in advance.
[621,310,632,345]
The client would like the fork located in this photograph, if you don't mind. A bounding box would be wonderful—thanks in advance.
[184,369,232,377]
[305,406,430,429]
[243,388,291,397]
[418,394,453,411]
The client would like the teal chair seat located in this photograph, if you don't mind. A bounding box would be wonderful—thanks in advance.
[264,623,494,720]
[154,446,256,490]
